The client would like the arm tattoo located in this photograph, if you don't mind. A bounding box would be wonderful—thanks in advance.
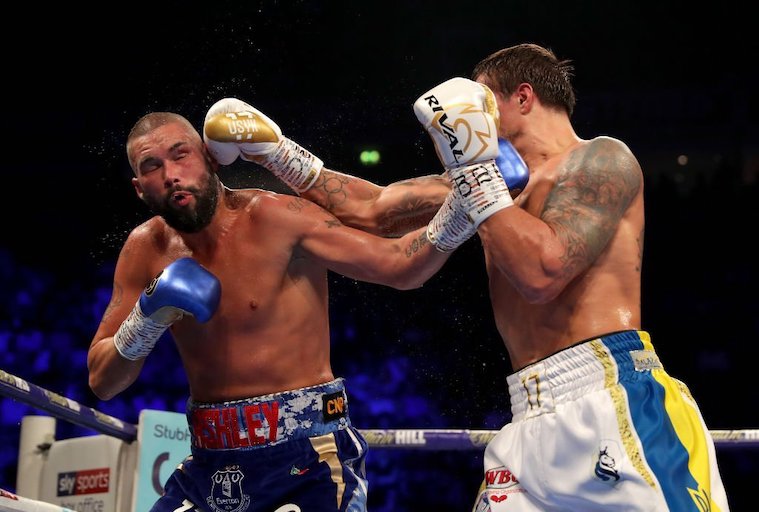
[541,139,641,276]
[287,197,308,213]
[286,194,343,228]
[378,179,448,237]
[309,172,350,211]
[379,201,441,236]
[404,232,430,258]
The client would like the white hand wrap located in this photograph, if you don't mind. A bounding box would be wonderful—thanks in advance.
[426,191,477,252]
[112,302,172,361]
[449,161,513,227]
[258,137,323,193]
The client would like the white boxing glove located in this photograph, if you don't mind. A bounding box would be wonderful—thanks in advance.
[413,77,500,169]
[414,78,515,229]
[204,98,323,193]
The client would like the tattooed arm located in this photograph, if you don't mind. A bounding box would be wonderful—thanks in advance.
[202,98,451,237]
[477,137,643,303]
[299,168,451,237]
[259,192,451,289]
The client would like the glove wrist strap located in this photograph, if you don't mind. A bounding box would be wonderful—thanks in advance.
[113,302,169,361]
[449,161,514,227]
[260,138,323,193]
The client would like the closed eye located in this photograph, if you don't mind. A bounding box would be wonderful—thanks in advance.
[139,157,162,175]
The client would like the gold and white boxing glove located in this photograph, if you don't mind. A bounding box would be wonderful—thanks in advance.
[203,98,323,193]
[415,78,516,251]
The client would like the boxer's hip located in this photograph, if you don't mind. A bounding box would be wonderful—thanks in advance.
[187,378,351,451]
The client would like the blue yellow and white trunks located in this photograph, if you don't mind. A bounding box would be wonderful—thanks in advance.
[475,330,730,511]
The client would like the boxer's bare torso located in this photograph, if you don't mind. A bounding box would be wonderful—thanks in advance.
[88,119,451,403]
[480,136,644,370]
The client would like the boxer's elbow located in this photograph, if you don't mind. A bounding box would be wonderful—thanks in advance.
[88,373,118,401]
[87,345,135,401]
[389,264,439,291]
[519,282,562,304]
[89,371,137,401]
[391,276,426,291]
[514,269,568,304]
[375,265,427,291]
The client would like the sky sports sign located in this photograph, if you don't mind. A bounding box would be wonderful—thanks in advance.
[57,468,110,496]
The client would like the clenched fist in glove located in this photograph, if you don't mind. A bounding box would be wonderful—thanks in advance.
[415,78,528,251]
[203,98,323,193]
[113,258,221,361]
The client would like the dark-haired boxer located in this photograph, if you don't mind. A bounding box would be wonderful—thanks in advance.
[212,43,730,512]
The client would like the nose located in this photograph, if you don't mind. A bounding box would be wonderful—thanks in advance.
[162,160,183,187]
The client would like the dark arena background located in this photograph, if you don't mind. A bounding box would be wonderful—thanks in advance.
[1,1,757,510]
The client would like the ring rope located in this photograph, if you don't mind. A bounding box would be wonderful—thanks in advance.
[0,368,136,441]
[2,368,757,448]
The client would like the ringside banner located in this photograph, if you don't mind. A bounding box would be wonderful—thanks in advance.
[132,410,191,512]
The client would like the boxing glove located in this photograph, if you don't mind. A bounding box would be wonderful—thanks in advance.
[113,258,221,360]
[204,97,323,193]
[413,77,500,169]
[496,138,529,196]
[415,78,522,230]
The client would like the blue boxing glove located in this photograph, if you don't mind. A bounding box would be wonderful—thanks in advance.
[496,138,529,196]
[139,257,220,322]
[113,258,221,360]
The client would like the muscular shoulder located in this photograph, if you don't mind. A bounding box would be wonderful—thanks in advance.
[123,216,169,248]
[553,136,642,206]
[542,136,643,226]
[574,136,642,188]
[249,190,340,231]
[117,216,172,262]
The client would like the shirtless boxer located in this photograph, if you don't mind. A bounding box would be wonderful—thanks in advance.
[87,109,511,511]
[210,43,730,511]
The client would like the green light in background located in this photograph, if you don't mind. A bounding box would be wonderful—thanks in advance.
[360,149,381,165]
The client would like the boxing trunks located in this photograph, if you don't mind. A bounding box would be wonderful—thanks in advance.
[151,378,368,512]
[474,330,730,511]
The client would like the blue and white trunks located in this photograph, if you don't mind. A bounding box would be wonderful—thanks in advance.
[151,378,368,512]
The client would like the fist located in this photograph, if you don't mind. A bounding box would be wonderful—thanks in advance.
[139,257,221,323]
[203,98,283,165]
[413,77,500,169]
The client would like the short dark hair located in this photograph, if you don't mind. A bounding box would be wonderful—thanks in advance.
[472,43,576,116]
[126,112,199,172]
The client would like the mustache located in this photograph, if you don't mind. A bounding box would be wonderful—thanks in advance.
[169,185,200,195]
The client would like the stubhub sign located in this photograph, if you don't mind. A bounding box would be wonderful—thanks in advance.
[132,409,192,511]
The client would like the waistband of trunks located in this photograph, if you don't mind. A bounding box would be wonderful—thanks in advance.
[507,330,661,418]
[186,378,351,451]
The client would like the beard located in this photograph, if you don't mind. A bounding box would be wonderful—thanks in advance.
[143,171,220,233]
